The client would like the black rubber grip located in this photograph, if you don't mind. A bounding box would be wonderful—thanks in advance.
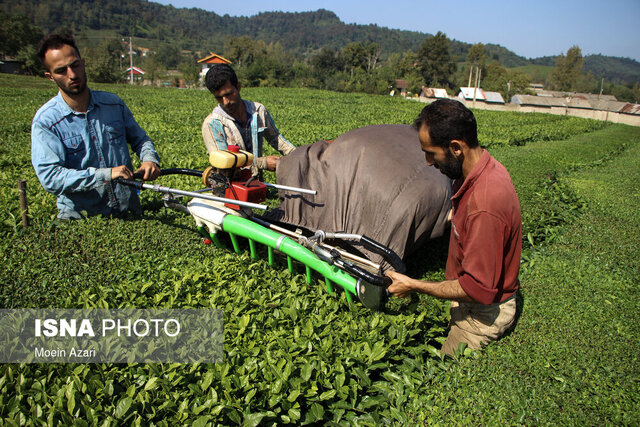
[131,168,203,181]
[337,259,392,287]
[160,168,203,177]
[360,235,406,274]
[115,178,144,189]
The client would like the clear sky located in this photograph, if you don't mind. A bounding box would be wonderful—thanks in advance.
[152,0,640,62]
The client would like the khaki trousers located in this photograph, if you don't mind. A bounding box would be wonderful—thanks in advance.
[441,294,517,356]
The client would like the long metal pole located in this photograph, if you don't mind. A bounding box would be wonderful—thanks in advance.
[264,183,316,195]
[115,179,268,210]
[143,183,268,210]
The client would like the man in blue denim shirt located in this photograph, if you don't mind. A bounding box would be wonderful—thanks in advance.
[31,34,160,219]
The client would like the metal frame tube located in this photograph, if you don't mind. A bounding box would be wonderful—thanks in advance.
[264,183,317,195]
[222,215,358,296]
[117,179,268,210]
[324,232,362,241]
[252,218,380,270]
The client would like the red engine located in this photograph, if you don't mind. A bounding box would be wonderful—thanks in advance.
[224,179,267,210]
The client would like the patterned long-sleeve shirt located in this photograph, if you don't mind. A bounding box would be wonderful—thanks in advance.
[201,100,295,176]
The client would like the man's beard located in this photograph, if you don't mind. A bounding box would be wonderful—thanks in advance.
[437,150,463,180]
[61,73,87,96]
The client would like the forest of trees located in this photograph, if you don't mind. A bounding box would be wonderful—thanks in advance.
[1,0,638,102]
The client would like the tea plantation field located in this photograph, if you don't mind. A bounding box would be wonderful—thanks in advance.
[0,74,638,424]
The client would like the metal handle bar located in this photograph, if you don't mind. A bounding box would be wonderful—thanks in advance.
[265,182,317,195]
[315,231,406,276]
[135,169,315,195]
[116,178,268,210]
[309,242,392,287]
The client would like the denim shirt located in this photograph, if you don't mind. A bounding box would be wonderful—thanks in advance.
[31,90,160,219]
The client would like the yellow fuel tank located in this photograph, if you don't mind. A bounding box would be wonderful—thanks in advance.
[209,148,254,169]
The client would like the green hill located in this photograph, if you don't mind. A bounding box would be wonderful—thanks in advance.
[1,1,425,57]
[2,0,638,84]
[584,55,640,84]
[533,54,639,84]
[512,64,554,83]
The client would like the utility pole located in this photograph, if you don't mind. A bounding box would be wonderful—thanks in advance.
[473,66,481,107]
[129,36,134,85]
[599,77,604,99]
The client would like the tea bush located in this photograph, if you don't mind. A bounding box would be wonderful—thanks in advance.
[1,74,638,424]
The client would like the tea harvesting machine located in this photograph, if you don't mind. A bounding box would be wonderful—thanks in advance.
[117,146,404,310]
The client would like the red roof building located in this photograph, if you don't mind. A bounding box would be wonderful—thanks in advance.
[124,66,145,82]
[197,52,232,65]
[125,66,145,75]
[197,52,233,79]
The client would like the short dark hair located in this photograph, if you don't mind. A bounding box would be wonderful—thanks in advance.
[413,99,479,149]
[37,33,81,65]
[205,64,238,93]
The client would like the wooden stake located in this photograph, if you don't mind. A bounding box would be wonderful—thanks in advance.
[17,179,29,227]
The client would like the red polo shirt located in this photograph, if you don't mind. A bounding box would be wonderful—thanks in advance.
[446,150,522,304]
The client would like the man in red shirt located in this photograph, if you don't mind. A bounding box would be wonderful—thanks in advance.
[386,99,522,356]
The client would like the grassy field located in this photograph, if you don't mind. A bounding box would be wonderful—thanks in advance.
[0,74,638,424]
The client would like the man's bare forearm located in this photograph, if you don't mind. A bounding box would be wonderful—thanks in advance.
[386,271,474,303]
[412,279,473,302]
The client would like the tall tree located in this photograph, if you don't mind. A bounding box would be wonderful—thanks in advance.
[341,42,367,76]
[464,42,486,88]
[311,47,344,74]
[0,12,42,58]
[416,31,455,87]
[482,61,531,100]
[466,43,486,66]
[388,50,424,93]
[178,60,200,86]
[156,43,181,69]
[224,36,257,68]
[15,45,42,75]
[309,47,345,89]
[363,42,381,73]
[550,45,585,91]
[85,39,125,83]
[140,53,166,85]
[0,11,43,75]
[340,42,380,75]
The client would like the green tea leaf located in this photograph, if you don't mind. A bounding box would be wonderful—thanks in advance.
[114,397,132,419]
